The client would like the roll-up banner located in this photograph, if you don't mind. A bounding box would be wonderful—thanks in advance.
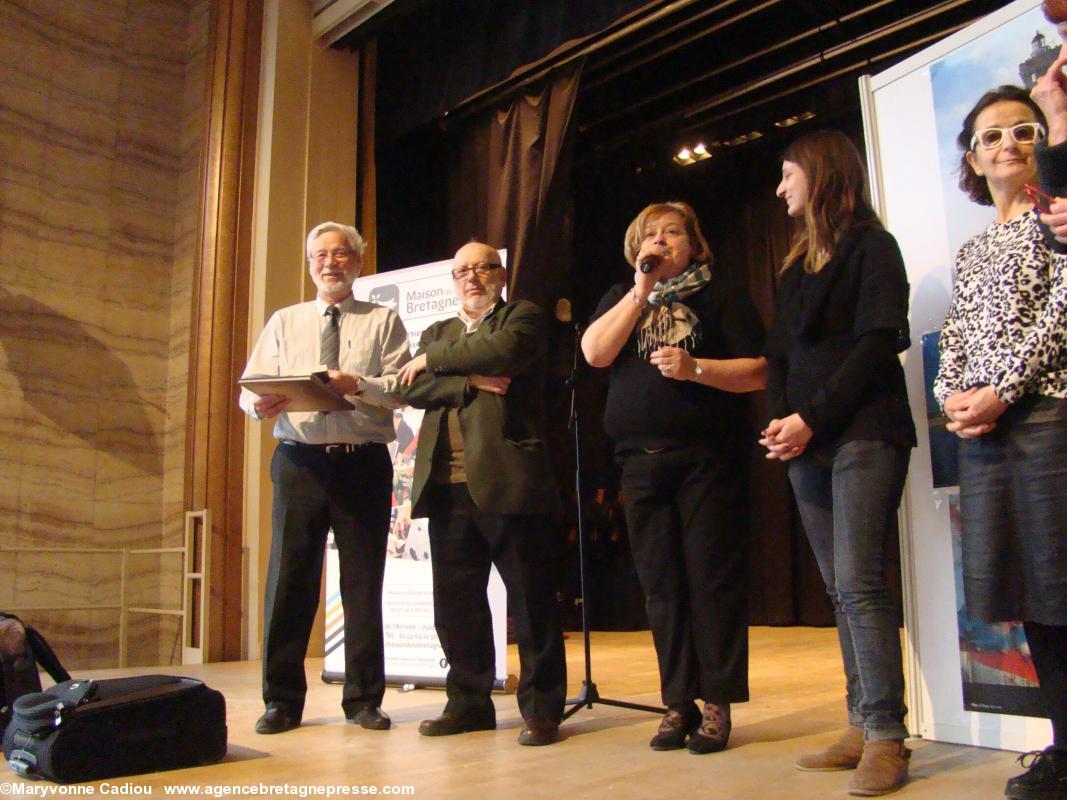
[322,253,514,691]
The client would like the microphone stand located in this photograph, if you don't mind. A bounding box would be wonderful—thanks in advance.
[562,321,665,721]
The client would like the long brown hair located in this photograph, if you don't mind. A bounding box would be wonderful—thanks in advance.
[781,130,881,273]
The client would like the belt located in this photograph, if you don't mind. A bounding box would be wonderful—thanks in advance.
[280,440,377,455]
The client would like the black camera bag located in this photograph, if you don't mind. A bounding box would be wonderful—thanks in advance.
[0,613,70,730]
[3,675,227,783]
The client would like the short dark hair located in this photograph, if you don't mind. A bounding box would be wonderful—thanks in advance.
[956,85,1046,206]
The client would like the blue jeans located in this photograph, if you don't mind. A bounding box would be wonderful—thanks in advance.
[788,440,910,741]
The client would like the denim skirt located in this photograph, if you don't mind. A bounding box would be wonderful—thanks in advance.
[958,395,1067,625]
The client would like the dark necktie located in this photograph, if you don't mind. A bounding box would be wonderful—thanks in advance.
[321,305,340,370]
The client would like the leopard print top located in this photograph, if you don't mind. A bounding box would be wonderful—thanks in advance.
[934,209,1067,408]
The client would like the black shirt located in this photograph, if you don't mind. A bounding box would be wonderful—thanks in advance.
[590,275,765,453]
[764,224,917,452]
[1035,140,1067,256]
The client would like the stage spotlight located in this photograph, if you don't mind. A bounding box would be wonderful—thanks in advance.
[723,130,763,147]
[673,143,712,166]
[774,111,816,128]
[673,147,694,165]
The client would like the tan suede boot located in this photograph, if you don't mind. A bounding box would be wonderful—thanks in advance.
[847,740,910,796]
[794,726,865,771]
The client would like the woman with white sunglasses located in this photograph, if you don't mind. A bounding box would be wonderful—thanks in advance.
[934,84,1067,800]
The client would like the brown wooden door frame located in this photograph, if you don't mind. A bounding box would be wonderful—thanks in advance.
[186,0,264,661]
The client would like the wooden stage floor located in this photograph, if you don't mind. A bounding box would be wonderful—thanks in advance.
[6,628,1026,799]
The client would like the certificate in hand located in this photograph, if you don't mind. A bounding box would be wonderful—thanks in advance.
[239,372,354,412]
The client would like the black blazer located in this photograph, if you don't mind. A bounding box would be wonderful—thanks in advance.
[1036,140,1067,255]
[765,224,917,451]
[401,299,562,517]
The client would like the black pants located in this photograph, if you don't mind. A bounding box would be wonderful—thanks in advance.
[618,444,750,706]
[1024,621,1067,748]
[263,441,392,716]
[427,482,567,723]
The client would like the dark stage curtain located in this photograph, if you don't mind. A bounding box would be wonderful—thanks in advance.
[447,60,584,311]
[706,154,837,627]
[374,0,653,138]
[373,0,891,626]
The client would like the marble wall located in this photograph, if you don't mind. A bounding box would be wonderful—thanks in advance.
[0,0,209,668]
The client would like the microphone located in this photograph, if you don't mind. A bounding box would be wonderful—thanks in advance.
[638,254,660,274]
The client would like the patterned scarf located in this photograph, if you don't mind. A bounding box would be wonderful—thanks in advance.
[637,262,711,359]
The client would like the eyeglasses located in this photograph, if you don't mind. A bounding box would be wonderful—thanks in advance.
[451,262,502,280]
[969,122,1046,151]
[311,248,353,264]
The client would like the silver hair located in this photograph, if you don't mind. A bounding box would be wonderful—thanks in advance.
[305,221,366,259]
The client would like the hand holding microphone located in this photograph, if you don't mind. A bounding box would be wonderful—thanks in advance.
[635,242,666,275]
[632,244,666,307]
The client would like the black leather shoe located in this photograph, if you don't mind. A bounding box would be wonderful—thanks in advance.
[518,719,560,746]
[255,706,301,734]
[347,706,391,730]
[418,713,496,736]
[649,703,700,750]
[1005,747,1067,799]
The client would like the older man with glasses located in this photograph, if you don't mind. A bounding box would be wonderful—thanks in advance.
[239,221,411,735]
[398,240,567,746]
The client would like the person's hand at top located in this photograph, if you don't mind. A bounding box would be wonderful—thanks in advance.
[1032,39,1067,145]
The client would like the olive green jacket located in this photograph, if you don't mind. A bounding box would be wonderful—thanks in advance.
[401,299,562,517]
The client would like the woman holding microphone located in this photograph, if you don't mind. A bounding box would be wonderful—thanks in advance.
[582,201,766,754]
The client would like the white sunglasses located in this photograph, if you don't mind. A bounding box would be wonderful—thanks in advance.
[969,122,1046,151]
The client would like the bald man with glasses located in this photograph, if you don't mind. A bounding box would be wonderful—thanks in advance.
[398,241,567,746]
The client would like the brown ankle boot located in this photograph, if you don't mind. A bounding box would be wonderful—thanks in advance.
[847,739,910,796]
[794,726,865,771]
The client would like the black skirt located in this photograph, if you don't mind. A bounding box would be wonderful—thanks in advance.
[958,395,1067,625]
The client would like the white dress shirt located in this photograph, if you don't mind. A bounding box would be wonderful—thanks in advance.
[239,295,411,444]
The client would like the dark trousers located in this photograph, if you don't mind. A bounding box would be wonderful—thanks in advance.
[1024,621,1067,748]
[427,482,567,723]
[263,441,392,716]
[618,444,750,706]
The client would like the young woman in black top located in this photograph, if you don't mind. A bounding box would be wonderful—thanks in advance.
[582,201,766,753]
[760,131,916,796]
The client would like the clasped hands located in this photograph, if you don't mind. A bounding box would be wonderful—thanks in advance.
[759,414,813,462]
[397,354,511,395]
[942,385,1007,439]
